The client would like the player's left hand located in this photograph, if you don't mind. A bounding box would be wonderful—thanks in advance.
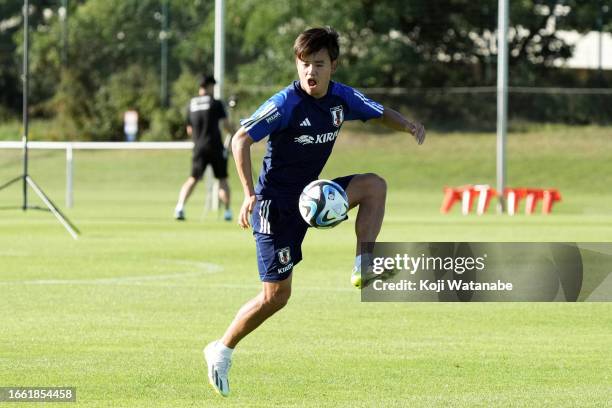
[409,121,426,145]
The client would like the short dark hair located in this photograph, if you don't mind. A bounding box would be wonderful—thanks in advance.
[199,75,216,88]
[294,27,339,62]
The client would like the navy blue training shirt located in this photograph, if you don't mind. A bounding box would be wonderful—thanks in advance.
[240,80,384,199]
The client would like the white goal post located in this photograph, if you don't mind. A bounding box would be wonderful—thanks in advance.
[0,141,220,210]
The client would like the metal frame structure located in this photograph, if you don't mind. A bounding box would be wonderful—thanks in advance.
[496,0,509,213]
[0,0,80,239]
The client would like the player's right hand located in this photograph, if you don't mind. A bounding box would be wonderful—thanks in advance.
[239,195,257,229]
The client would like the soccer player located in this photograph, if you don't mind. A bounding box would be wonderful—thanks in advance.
[204,27,425,396]
[174,75,234,221]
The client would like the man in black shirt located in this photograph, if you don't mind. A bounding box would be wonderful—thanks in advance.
[175,75,234,221]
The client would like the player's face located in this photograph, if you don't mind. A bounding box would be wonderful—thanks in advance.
[296,48,337,99]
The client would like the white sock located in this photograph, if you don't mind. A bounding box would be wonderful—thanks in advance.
[355,253,373,270]
[215,340,234,358]
[175,203,184,212]
[354,255,362,270]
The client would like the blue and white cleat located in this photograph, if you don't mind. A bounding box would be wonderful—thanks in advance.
[204,341,232,397]
[223,209,233,222]
[353,263,400,288]
[351,261,389,289]
[174,209,185,221]
[350,266,363,289]
[351,265,380,289]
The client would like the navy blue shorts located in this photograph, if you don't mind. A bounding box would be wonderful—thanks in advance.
[252,175,355,282]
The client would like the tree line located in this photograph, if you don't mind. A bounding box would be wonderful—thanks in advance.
[0,0,609,139]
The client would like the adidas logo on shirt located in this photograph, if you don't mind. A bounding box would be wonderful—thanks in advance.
[299,118,312,127]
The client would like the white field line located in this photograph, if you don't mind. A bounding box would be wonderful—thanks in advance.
[0,278,358,293]
[0,261,223,286]
[0,274,354,292]
[0,280,355,292]
[0,259,354,292]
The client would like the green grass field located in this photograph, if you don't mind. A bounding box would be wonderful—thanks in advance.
[1,126,611,407]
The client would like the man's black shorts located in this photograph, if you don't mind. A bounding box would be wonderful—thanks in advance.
[191,148,228,179]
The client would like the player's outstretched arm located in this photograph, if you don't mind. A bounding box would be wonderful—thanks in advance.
[373,107,426,145]
[231,127,257,229]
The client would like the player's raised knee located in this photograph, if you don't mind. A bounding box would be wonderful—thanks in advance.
[364,173,387,197]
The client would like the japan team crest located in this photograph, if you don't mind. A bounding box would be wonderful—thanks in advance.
[330,106,344,128]
[277,247,291,265]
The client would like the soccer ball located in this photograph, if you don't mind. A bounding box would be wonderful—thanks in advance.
[299,179,349,229]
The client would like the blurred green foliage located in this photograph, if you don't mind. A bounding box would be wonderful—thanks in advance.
[0,0,610,139]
